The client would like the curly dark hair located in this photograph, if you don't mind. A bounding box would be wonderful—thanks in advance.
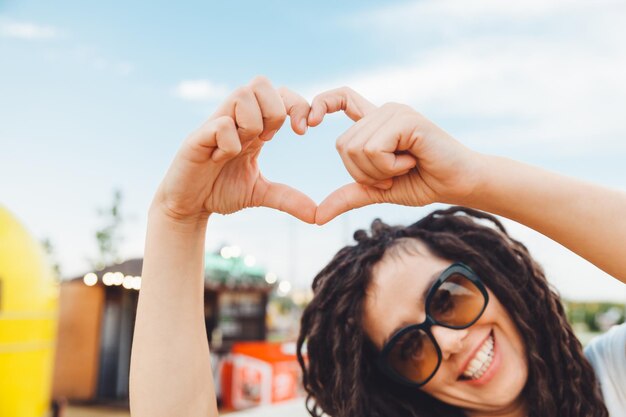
[297,206,608,417]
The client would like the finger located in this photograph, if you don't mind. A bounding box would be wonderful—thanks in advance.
[345,119,395,184]
[341,141,394,190]
[232,87,264,141]
[186,116,241,164]
[343,106,418,181]
[368,149,417,177]
[335,114,394,189]
[209,117,242,163]
[309,86,377,127]
[249,76,287,141]
[278,87,311,135]
[337,143,383,188]
[255,178,318,224]
[315,183,383,225]
[363,127,419,177]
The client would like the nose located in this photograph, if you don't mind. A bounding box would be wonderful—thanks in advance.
[430,326,468,360]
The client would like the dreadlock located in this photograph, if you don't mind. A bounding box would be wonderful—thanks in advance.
[297,206,608,417]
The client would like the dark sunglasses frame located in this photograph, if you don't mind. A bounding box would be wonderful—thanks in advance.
[377,262,489,388]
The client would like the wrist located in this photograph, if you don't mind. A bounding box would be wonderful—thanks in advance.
[448,151,492,208]
[148,200,211,233]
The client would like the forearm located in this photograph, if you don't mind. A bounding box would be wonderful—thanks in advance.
[129,205,217,417]
[466,154,626,283]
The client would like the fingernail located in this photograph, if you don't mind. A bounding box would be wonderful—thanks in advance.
[299,119,308,134]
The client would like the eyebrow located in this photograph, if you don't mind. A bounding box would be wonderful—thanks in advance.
[381,269,442,348]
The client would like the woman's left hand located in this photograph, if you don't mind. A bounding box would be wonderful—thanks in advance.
[308,87,483,225]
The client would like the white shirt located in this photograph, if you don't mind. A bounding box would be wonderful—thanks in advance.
[585,322,626,416]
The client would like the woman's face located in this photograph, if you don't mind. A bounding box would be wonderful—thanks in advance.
[362,239,528,415]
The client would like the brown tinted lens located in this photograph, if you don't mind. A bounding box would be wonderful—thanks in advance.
[387,328,439,383]
[429,272,485,327]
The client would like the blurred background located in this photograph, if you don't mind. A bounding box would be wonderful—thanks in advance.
[1,0,625,416]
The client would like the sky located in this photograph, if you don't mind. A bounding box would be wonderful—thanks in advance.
[1,0,626,301]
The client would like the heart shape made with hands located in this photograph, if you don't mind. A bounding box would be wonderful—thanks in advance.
[255,86,420,226]
[190,80,438,228]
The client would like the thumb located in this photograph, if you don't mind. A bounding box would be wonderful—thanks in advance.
[315,182,382,225]
[255,177,318,224]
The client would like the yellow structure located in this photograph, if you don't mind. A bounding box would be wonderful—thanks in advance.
[0,206,59,417]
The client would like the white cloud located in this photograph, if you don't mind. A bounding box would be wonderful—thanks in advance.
[60,45,134,77]
[90,55,134,76]
[307,0,626,154]
[116,61,134,76]
[1,22,134,77]
[291,0,626,302]
[348,0,624,32]
[174,79,230,102]
[0,20,60,40]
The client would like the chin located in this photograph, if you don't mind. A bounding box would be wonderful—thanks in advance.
[458,375,526,409]
[430,326,528,411]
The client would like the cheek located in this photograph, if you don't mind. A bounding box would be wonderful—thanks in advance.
[483,295,529,387]
[481,293,527,356]
[487,296,525,350]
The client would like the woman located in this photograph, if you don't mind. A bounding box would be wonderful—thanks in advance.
[298,209,618,417]
[129,76,626,416]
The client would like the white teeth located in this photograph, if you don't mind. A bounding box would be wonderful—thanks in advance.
[469,357,482,370]
[462,334,494,379]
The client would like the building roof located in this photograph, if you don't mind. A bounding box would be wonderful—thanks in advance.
[68,253,274,291]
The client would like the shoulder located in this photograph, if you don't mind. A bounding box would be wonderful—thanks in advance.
[585,322,626,363]
[584,322,626,414]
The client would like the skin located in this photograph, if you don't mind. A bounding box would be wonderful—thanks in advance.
[130,77,626,417]
[363,239,528,417]
[309,88,626,282]
[130,77,315,417]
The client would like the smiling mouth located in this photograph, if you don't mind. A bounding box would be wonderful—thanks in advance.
[458,330,495,381]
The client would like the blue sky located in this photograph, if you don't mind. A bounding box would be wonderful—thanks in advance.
[2,0,626,301]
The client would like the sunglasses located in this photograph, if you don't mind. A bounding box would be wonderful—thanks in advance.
[377,263,489,387]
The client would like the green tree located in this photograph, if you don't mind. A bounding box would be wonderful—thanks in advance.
[41,237,61,279]
[92,189,124,269]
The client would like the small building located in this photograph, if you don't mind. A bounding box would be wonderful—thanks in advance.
[52,249,274,405]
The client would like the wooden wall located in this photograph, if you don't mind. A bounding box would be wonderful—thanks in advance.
[51,281,104,400]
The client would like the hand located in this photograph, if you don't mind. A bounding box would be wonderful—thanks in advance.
[309,87,483,225]
[152,76,317,224]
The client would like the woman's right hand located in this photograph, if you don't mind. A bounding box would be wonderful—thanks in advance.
[152,76,317,225]
[308,87,485,225]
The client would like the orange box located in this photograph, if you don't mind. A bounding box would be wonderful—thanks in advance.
[221,342,303,410]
